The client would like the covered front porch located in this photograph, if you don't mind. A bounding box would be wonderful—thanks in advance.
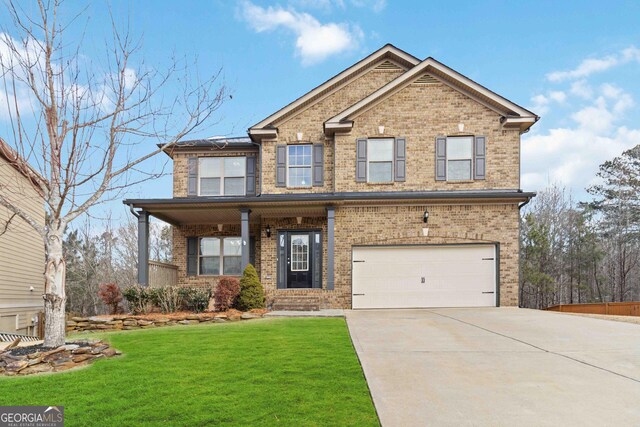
[126,198,336,309]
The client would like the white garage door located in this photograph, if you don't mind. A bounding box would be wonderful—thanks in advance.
[352,245,497,309]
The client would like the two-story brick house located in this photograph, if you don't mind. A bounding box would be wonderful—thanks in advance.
[124,44,538,310]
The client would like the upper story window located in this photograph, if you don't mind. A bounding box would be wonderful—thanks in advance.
[198,157,246,196]
[435,135,486,182]
[367,138,394,183]
[446,136,473,180]
[199,237,242,275]
[287,145,312,187]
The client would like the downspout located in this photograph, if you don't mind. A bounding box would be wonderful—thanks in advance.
[250,141,262,196]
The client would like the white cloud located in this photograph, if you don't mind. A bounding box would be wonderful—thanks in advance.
[239,2,363,65]
[529,91,566,115]
[546,45,640,82]
[570,79,593,99]
[523,84,639,194]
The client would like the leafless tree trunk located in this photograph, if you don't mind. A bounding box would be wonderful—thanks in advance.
[0,0,226,346]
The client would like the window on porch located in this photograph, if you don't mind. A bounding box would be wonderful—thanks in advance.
[199,237,242,275]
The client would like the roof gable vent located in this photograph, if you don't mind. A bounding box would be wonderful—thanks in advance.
[414,73,439,84]
[375,60,402,71]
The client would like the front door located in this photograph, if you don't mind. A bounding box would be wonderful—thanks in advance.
[277,230,322,289]
[286,232,313,288]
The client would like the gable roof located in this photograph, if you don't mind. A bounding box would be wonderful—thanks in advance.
[248,44,420,140]
[325,57,539,134]
[0,138,46,197]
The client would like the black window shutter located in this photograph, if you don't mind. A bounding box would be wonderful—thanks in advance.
[312,231,322,289]
[249,236,256,267]
[276,232,287,289]
[246,156,256,196]
[312,144,324,186]
[187,237,198,276]
[356,138,367,182]
[474,136,486,180]
[188,157,198,196]
[276,145,287,187]
[435,137,447,181]
[394,137,406,182]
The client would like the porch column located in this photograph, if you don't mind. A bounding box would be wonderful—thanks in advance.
[326,206,335,290]
[137,210,150,287]
[240,208,251,270]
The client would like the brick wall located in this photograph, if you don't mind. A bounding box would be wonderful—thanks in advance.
[334,80,521,192]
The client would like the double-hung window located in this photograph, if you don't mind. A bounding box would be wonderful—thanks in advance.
[199,237,242,275]
[446,136,473,181]
[199,157,246,196]
[367,138,394,183]
[287,145,312,187]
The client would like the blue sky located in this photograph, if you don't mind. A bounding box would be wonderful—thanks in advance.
[2,0,640,223]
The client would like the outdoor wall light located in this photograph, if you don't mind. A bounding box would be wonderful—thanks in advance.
[266,225,271,238]
[423,209,429,224]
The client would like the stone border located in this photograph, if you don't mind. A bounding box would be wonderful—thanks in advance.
[66,311,265,333]
[0,340,120,376]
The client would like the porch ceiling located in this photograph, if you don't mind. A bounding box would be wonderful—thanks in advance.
[136,205,328,225]
[124,190,534,226]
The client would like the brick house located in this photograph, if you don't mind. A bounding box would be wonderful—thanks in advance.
[124,44,538,310]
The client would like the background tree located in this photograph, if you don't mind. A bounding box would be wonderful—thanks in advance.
[0,1,226,346]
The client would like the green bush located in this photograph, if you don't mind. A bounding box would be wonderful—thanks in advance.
[179,287,211,313]
[122,285,152,314]
[235,264,265,311]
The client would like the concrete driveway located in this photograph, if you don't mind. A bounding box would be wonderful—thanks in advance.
[346,308,640,427]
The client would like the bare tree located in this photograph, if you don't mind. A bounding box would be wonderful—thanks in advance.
[0,1,226,346]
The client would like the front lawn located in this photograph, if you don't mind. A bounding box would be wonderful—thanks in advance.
[0,318,378,426]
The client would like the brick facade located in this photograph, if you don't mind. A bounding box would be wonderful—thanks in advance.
[164,51,530,309]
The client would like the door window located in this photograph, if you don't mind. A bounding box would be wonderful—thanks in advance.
[290,234,309,271]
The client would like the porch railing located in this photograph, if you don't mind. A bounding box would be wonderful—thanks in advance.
[148,260,178,288]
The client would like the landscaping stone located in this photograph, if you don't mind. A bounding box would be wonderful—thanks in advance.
[71,317,89,322]
[5,360,28,372]
[123,320,137,326]
[241,313,261,320]
[58,344,80,351]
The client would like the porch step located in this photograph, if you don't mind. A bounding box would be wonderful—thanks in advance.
[270,296,320,312]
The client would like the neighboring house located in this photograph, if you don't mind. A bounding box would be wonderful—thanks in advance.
[0,140,45,335]
[125,44,538,310]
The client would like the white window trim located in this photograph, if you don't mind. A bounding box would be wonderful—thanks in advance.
[445,136,474,181]
[286,145,313,188]
[366,138,394,183]
[197,157,246,196]
[198,237,243,276]
[290,234,310,272]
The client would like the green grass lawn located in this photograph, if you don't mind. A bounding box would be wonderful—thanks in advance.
[0,318,378,426]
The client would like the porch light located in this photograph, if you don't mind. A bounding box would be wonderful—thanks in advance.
[423,209,429,224]
[378,125,385,134]
[458,122,464,132]
[266,225,271,238]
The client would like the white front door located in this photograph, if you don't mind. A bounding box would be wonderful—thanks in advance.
[352,245,497,309]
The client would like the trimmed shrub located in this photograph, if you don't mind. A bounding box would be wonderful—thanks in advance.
[122,285,152,314]
[235,264,265,311]
[98,283,123,315]
[150,286,182,313]
[179,287,211,313]
[214,277,241,312]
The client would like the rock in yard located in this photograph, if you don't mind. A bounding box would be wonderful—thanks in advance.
[5,360,28,372]
[19,364,53,375]
[241,313,261,320]
[58,344,79,351]
[137,320,153,326]
[91,345,109,354]
[72,354,94,363]
[122,320,137,326]
[101,348,117,357]
[71,317,89,322]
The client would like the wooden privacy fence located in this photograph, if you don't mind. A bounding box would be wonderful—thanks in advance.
[546,302,640,317]
[149,260,178,288]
